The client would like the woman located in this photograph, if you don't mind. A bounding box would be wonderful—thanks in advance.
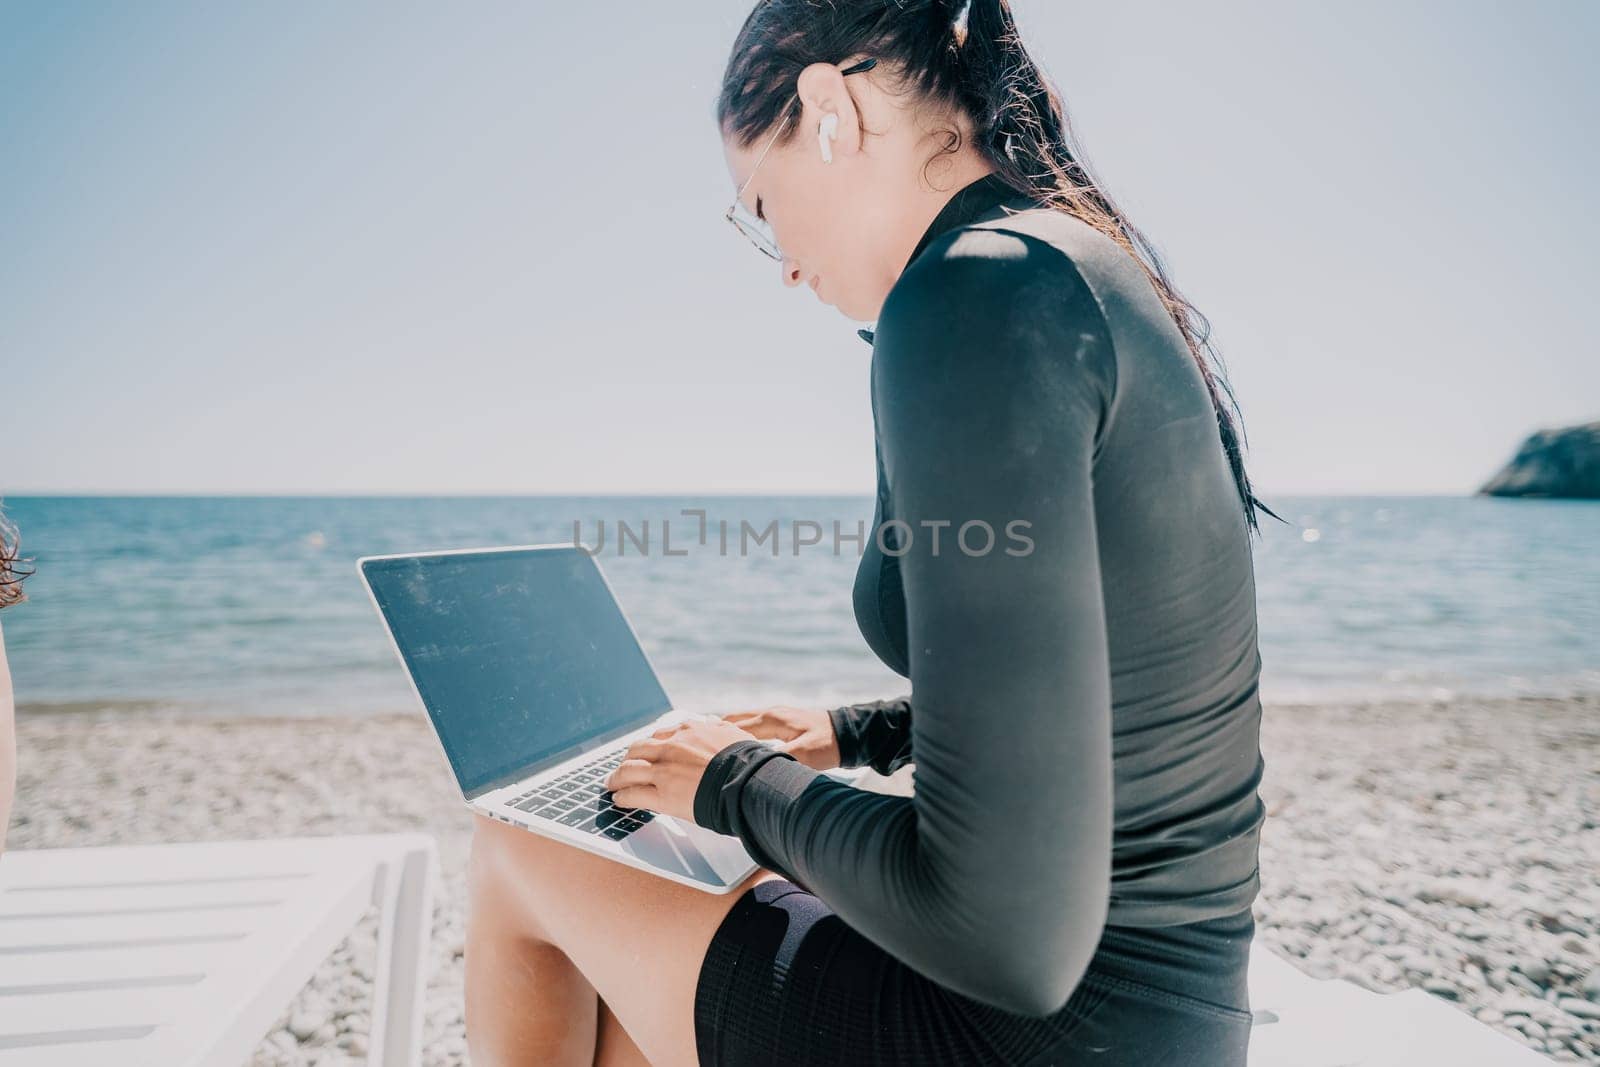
[465,2,1282,1064]
[0,506,29,854]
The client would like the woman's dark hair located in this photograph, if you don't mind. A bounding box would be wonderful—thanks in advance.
[0,506,31,610]
[718,0,1285,536]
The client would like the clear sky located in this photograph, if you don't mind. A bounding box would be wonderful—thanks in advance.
[4,2,1595,496]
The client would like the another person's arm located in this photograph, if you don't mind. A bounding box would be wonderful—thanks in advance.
[691,233,1119,1017]
[0,509,27,855]
[0,620,13,854]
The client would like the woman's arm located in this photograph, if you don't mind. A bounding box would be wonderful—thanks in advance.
[826,696,914,776]
[695,230,1119,1018]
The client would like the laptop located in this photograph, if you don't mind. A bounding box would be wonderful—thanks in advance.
[357,543,763,893]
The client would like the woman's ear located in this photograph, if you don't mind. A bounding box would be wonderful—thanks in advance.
[796,62,864,162]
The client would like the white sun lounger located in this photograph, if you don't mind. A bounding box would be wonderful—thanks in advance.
[1247,940,1552,1065]
[0,833,437,1067]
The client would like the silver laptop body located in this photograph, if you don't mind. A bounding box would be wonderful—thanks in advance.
[358,543,761,894]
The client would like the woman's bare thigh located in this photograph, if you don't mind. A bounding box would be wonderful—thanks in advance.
[469,812,787,1067]
[595,995,652,1067]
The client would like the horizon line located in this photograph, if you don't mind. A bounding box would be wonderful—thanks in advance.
[1,488,1486,499]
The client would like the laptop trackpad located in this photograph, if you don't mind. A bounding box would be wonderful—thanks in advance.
[620,817,756,889]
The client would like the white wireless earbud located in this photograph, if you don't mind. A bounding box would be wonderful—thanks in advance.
[818,112,839,164]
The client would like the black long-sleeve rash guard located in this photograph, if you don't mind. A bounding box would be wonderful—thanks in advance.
[694,173,1268,1019]
[827,696,914,777]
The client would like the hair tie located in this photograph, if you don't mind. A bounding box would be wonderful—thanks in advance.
[951,0,973,48]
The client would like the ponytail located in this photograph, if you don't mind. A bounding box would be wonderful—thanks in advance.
[720,0,1286,536]
[940,0,1283,536]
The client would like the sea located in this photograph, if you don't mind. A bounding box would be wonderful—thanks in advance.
[2,495,1596,717]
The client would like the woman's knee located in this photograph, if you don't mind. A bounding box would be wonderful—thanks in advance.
[467,814,555,939]
[467,813,510,890]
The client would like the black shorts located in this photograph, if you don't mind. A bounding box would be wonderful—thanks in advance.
[694,879,1256,1067]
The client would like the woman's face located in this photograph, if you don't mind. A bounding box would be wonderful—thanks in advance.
[723,119,899,324]
[721,62,992,326]
[722,61,951,325]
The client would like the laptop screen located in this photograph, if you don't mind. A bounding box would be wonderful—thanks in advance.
[361,546,672,795]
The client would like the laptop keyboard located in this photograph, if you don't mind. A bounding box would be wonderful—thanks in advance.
[501,746,657,841]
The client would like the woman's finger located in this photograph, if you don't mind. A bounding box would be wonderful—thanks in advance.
[621,737,669,761]
[610,784,661,812]
[735,719,794,741]
[603,757,653,790]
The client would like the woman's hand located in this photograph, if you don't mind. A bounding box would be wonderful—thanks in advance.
[601,716,764,823]
[719,706,842,771]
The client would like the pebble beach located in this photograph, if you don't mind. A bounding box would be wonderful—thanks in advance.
[9,691,1600,1064]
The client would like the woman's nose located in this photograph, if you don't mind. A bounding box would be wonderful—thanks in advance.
[782,256,805,288]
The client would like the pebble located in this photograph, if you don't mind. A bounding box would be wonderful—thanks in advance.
[1508,971,1547,997]
[1519,960,1554,987]
[1416,878,1495,910]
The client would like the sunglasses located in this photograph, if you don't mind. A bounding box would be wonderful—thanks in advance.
[724,57,879,261]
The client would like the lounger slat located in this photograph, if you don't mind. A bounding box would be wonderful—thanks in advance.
[0,905,282,948]
[0,984,192,1036]
[0,841,324,886]
[0,879,304,916]
[0,1032,160,1067]
[0,941,235,987]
